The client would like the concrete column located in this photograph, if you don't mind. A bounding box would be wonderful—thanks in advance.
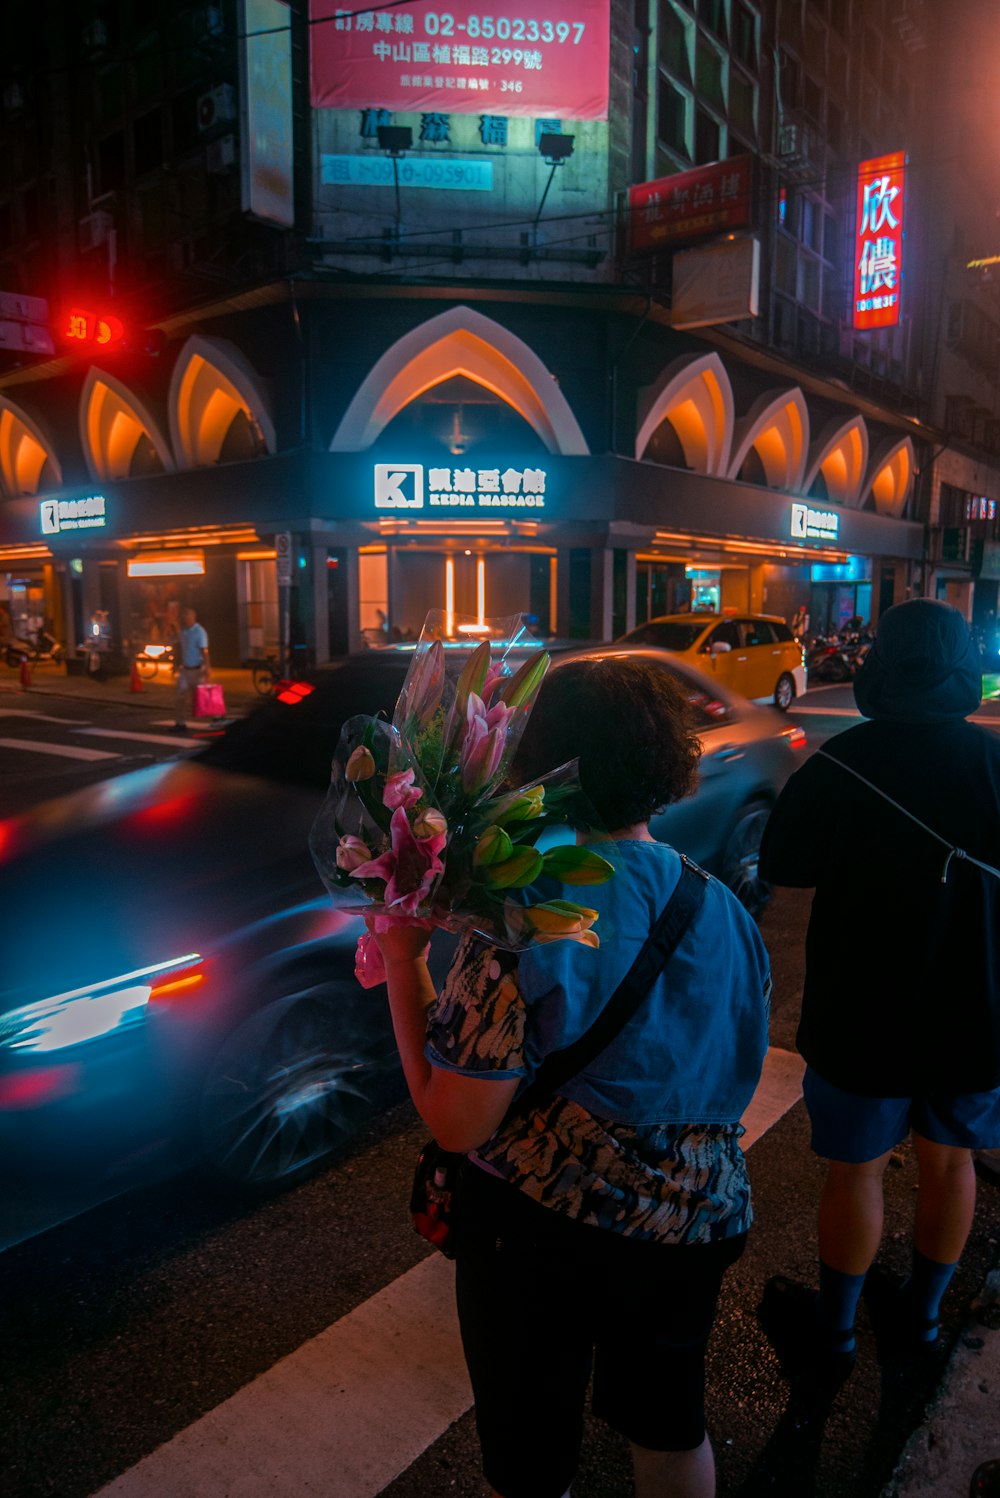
[591,547,614,642]
[555,548,573,638]
[311,545,330,664]
[623,549,637,634]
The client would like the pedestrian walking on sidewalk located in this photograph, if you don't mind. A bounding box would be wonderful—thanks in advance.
[370,657,771,1498]
[758,598,1000,1375]
[172,606,210,731]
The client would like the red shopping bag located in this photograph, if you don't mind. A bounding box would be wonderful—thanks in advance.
[193,682,226,718]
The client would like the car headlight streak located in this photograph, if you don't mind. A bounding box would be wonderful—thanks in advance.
[0,954,202,1055]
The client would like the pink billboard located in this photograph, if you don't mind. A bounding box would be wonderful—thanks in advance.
[310,2,611,120]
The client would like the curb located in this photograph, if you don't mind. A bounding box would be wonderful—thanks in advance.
[881,1270,1000,1497]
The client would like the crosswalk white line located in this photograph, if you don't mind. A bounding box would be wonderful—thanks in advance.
[73,727,203,748]
[0,737,119,761]
[91,1047,805,1498]
[0,709,91,724]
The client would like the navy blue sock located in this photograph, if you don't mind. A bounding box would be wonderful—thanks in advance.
[815,1261,866,1351]
[902,1250,957,1337]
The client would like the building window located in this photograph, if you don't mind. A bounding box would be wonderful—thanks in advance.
[133,108,163,177]
[729,67,757,138]
[696,35,726,110]
[695,105,722,162]
[700,0,728,44]
[658,76,691,154]
[732,1,758,69]
[660,2,693,81]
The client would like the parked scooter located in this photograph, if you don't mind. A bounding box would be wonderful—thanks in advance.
[806,628,873,683]
[5,626,65,668]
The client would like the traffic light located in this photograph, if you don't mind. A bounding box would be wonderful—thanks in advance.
[57,305,166,356]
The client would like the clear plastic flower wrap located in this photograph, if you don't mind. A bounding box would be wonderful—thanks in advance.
[309,610,616,986]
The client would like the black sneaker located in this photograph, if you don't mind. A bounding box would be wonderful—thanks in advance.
[864,1268,942,1360]
[758,1275,857,1383]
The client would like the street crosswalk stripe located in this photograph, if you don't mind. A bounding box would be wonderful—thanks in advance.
[0,737,119,761]
[90,1048,804,1498]
[0,709,90,723]
[73,727,203,747]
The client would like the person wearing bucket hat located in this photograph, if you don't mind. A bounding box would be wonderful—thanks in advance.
[756,598,1000,1377]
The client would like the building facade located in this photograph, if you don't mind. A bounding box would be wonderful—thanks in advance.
[0,0,993,670]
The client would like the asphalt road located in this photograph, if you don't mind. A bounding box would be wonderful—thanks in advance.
[2,680,1000,1496]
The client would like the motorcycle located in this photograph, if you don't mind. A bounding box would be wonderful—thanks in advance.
[5,628,65,668]
[806,629,873,684]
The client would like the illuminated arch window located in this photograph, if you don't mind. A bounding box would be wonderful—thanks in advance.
[330,305,589,455]
[635,353,734,475]
[169,335,275,469]
[0,397,62,497]
[802,415,869,508]
[864,436,914,517]
[727,389,810,491]
[81,368,175,482]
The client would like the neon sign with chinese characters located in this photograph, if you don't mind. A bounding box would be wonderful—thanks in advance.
[374,463,548,512]
[40,494,108,535]
[853,152,906,330]
[790,502,839,542]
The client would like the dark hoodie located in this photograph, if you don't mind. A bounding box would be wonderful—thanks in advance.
[760,600,1000,1096]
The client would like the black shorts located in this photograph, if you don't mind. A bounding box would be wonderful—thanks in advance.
[453,1164,746,1498]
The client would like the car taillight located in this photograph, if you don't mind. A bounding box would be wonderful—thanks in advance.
[781,726,807,750]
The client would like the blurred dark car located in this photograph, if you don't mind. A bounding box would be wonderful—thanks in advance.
[0,647,804,1248]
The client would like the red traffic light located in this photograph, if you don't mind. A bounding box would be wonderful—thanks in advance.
[60,306,126,349]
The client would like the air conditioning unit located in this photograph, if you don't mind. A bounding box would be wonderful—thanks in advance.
[78,210,114,252]
[206,133,236,174]
[197,83,236,134]
[2,83,26,116]
[777,119,819,181]
[198,5,225,39]
[81,18,110,57]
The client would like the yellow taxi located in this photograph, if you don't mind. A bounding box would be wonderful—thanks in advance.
[618,612,807,710]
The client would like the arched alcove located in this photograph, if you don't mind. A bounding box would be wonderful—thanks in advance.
[0,397,62,497]
[864,436,914,517]
[635,352,734,475]
[727,388,810,491]
[168,335,275,468]
[329,305,589,455]
[81,368,175,482]
[802,415,869,508]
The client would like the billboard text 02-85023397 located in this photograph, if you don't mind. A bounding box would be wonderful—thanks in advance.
[309,1,611,121]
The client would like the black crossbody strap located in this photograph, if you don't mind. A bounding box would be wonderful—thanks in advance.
[515,857,709,1114]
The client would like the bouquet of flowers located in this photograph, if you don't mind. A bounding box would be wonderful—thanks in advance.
[309,611,615,987]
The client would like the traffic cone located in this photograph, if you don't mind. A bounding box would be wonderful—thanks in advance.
[130,660,144,692]
[19,657,30,690]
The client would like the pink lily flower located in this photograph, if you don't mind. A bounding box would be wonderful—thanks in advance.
[383,768,423,811]
[459,692,514,796]
[351,806,446,916]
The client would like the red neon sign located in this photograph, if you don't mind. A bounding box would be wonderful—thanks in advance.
[628,156,753,253]
[61,306,126,349]
[853,151,905,331]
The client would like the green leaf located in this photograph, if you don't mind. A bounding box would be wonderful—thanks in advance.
[541,846,616,885]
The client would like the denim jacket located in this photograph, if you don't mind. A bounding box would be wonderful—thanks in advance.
[514,840,771,1126]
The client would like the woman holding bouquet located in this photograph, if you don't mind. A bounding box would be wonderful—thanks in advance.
[371,656,770,1498]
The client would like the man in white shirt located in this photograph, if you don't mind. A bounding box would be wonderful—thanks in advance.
[172,607,210,731]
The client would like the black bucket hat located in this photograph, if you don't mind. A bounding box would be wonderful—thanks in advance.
[853,598,981,722]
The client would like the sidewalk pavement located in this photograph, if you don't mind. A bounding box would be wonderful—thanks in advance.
[0,660,263,718]
[882,1268,1000,1497]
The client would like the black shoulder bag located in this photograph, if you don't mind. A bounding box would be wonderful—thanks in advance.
[410,856,710,1257]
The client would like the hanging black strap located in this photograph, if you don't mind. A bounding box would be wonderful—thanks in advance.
[515,856,710,1114]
